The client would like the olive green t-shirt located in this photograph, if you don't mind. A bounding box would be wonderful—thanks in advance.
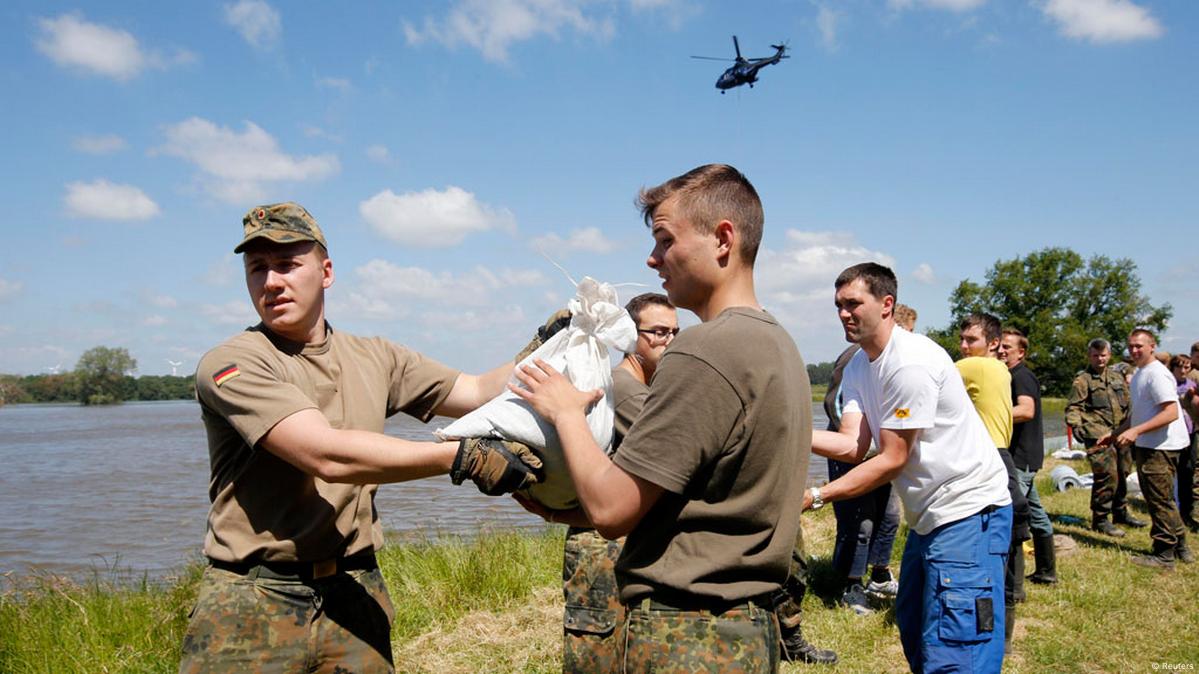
[194,324,459,564]
[612,307,812,604]
[611,366,649,451]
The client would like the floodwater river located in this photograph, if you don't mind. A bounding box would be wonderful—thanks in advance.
[0,399,1064,580]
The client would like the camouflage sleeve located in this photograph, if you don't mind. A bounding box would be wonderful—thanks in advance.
[1063,373,1086,429]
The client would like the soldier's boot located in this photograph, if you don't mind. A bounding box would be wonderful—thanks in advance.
[1004,605,1016,653]
[1093,518,1125,538]
[779,621,838,665]
[1113,509,1147,528]
[1131,549,1176,570]
[1027,534,1058,585]
[1177,536,1195,564]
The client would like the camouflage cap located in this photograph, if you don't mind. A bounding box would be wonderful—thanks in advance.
[234,202,328,254]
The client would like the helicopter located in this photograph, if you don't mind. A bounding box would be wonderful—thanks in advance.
[692,36,789,93]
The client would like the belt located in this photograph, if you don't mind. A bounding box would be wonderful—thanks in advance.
[210,552,378,582]
[629,591,776,615]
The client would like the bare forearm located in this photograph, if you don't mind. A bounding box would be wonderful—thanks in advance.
[1012,396,1035,423]
[820,453,904,503]
[813,429,863,462]
[281,427,456,484]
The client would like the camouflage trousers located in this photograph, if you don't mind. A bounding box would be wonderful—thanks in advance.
[620,597,780,673]
[1086,440,1135,523]
[178,565,395,674]
[771,531,808,632]
[1178,433,1199,528]
[1132,446,1186,555]
[562,527,625,674]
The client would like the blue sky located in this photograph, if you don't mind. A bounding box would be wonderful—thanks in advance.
[0,0,1194,377]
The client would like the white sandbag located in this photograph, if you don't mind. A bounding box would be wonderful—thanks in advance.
[436,276,638,509]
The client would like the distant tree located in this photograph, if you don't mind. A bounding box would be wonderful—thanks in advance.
[75,346,138,405]
[928,247,1171,396]
[806,361,835,387]
[21,372,79,403]
[0,376,28,406]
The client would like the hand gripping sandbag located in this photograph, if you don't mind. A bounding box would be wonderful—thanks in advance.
[436,277,637,509]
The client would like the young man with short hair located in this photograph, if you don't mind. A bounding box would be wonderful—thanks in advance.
[512,164,812,672]
[809,263,1011,674]
[1100,329,1192,568]
[999,328,1056,585]
[180,202,544,673]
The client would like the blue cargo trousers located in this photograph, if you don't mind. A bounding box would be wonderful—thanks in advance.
[896,504,1011,674]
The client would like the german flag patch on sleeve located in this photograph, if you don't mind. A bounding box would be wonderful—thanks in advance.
[213,364,240,387]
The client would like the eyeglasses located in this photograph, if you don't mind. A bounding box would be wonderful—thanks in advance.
[637,327,679,341]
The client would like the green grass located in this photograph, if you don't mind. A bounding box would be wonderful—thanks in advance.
[2,467,1197,673]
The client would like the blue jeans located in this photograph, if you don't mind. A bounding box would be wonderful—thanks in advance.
[828,458,901,580]
[897,504,1011,674]
[1015,468,1053,538]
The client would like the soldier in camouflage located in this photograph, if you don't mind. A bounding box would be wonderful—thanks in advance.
[179,202,547,674]
[1064,338,1146,536]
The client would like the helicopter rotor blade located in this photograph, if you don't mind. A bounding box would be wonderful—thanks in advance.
[691,56,736,61]
[733,35,742,60]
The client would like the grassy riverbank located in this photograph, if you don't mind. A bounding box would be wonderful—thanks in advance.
[2,457,1196,672]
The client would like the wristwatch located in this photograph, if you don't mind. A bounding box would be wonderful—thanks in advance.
[809,486,825,510]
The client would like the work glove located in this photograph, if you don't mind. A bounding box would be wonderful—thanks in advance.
[451,438,544,496]
[514,308,572,363]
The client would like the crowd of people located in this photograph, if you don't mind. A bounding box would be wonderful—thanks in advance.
[177,164,1197,674]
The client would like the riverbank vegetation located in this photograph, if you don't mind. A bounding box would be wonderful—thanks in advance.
[2,456,1196,672]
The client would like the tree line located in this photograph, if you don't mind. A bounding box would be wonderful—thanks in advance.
[0,346,194,406]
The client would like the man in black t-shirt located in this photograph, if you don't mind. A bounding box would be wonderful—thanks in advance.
[999,328,1056,586]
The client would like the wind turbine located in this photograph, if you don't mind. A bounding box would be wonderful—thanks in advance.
[166,360,184,376]
[45,363,62,375]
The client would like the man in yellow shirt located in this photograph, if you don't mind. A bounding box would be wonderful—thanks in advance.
[956,313,1027,652]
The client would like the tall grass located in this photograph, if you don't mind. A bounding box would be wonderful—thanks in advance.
[2,462,1197,673]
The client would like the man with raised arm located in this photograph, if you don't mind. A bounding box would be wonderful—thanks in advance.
[808,263,1011,674]
[512,164,811,672]
[179,202,545,674]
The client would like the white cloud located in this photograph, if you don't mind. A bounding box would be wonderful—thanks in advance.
[204,253,241,287]
[142,315,168,327]
[315,76,351,92]
[1039,0,1162,43]
[888,0,986,11]
[157,117,339,204]
[148,293,178,309]
[403,0,616,63]
[359,186,515,247]
[340,259,546,321]
[530,227,618,255]
[816,4,840,52]
[35,13,193,80]
[72,133,127,154]
[0,277,23,301]
[419,304,530,332]
[201,299,258,326]
[756,230,897,356]
[223,0,282,48]
[912,262,937,284]
[366,144,392,163]
[64,179,160,220]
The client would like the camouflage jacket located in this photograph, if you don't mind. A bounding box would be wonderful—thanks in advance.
[1064,366,1129,441]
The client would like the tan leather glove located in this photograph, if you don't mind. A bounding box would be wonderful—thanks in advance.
[514,309,572,363]
[451,438,544,496]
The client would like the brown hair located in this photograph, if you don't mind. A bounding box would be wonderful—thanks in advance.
[893,303,917,330]
[1128,328,1157,345]
[638,164,764,265]
[961,313,1002,345]
[835,263,898,302]
[625,292,674,326]
[1170,354,1191,370]
[1002,327,1028,352]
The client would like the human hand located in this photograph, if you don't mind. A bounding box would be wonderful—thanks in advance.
[514,309,572,363]
[1094,433,1112,448]
[801,489,813,512]
[508,358,603,426]
[450,438,544,496]
[1114,428,1138,449]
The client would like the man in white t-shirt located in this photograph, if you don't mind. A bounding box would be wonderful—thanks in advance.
[1099,329,1192,569]
[807,262,1012,674]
